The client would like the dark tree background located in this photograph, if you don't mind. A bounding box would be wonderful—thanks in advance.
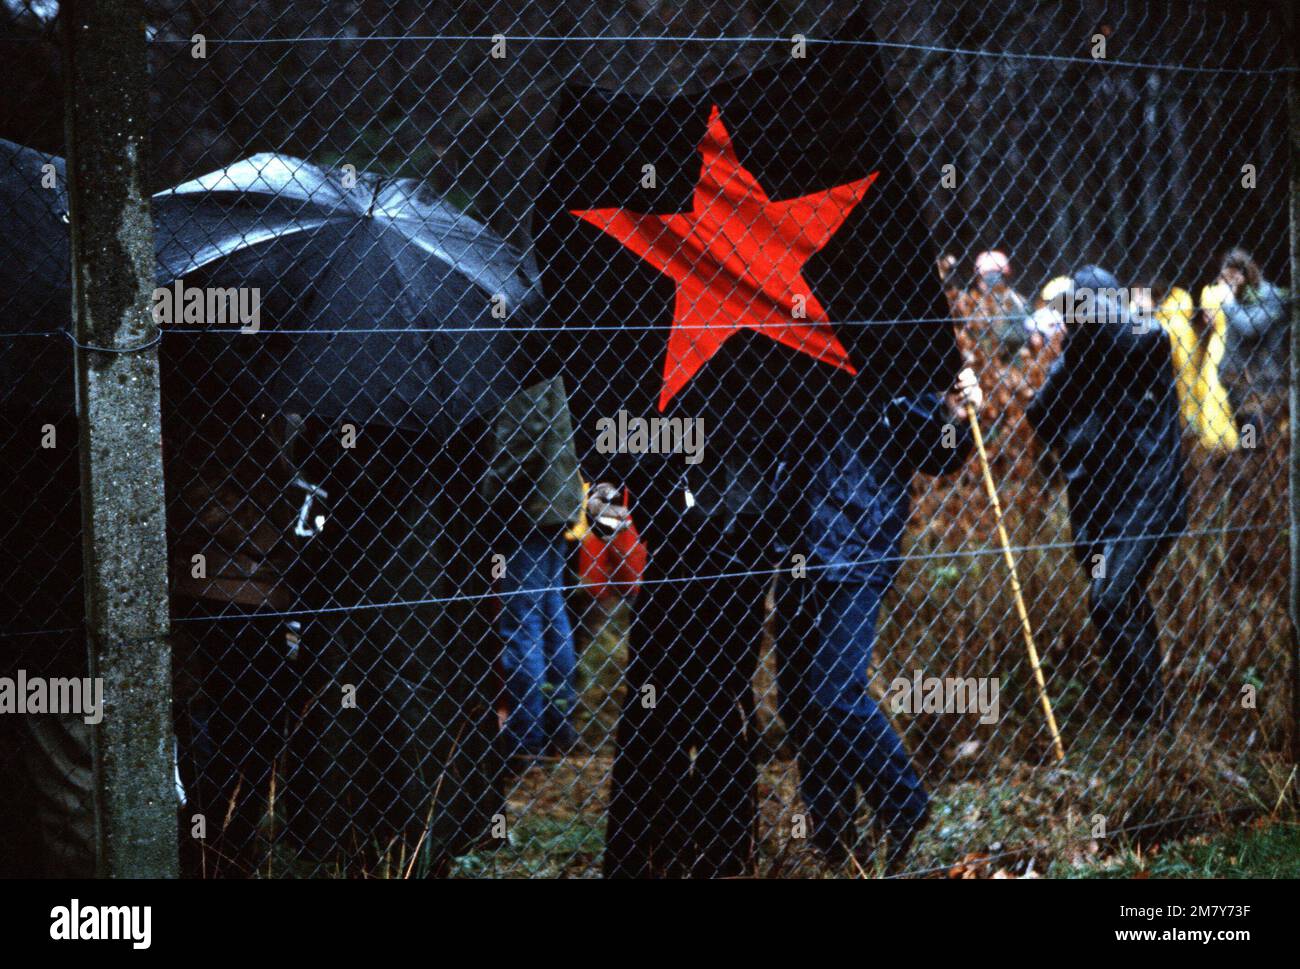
[1,0,1291,294]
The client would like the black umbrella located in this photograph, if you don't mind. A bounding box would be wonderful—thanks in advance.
[0,138,73,415]
[152,156,537,864]
[0,140,531,431]
[152,153,531,433]
[1,148,522,866]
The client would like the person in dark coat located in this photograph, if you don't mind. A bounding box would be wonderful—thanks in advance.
[1026,265,1187,724]
[601,425,781,878]
[1215,247,1290,433]
[291,419,507,875]
[774,369,979,870]
[165,400,321,877]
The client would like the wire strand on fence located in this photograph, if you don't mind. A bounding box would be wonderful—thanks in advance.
[151,521,1277,623]
[138,33,1298,78]
[2,0,1292,881]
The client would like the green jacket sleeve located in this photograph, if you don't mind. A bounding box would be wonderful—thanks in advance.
[488,375,584,530]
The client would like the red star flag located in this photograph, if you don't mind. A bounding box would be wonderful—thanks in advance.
[534,22,960,487]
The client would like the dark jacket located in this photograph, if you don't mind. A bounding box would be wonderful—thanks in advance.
[569,376,971,579]
[781,391,972,583]
[485,374,584,533]
[165,407,316,611]
[1025,266,1187,545]
[1221,280,1288,392]
[293,421,505,868]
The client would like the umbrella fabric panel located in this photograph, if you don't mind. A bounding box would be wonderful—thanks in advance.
[153,154,533,434]
[0,139,74,415]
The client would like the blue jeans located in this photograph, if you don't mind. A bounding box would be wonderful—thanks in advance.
[499,533,577,755]
[775,575,928,855]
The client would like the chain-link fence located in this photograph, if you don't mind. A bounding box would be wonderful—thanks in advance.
[0,0,1296,878]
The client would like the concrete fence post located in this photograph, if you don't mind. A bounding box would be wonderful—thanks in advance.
[62,0,178,877]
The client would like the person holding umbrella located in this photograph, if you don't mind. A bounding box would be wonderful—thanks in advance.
[153,153,533,871]
[1026,265,1187,727]
[774,367,981,872]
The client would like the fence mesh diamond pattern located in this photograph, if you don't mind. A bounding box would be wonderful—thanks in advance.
[0,0,1295,878]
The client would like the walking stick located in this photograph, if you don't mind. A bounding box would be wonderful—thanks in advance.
[964,401,1066,762]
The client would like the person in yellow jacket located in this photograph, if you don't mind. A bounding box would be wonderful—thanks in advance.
[1169,282,1238,451]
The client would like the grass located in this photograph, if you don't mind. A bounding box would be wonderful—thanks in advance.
[199,340,1295,878]
[1061,819,1300,878]
[474,339,1295,879]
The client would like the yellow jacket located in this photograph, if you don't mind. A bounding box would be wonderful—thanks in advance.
[1164,285,1237,451]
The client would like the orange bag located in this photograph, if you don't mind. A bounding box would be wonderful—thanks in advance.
[577,490,647,600]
